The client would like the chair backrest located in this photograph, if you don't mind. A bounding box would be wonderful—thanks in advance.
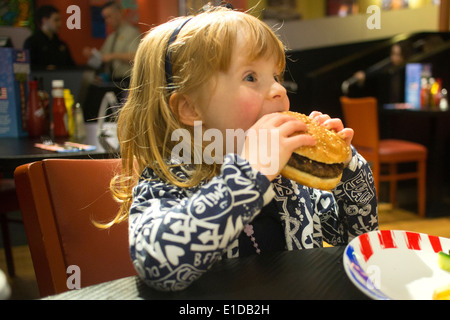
[340,96,380,159]
[14,159,136,297]
[340,96,381,192]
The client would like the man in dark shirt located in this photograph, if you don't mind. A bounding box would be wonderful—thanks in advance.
[23,5,75,69]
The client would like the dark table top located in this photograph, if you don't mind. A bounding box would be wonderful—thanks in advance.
[46,246,368,301]
[0,122,119,177]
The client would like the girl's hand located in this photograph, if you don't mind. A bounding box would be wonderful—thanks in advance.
[309,111,354,166]
[240,113,315,181]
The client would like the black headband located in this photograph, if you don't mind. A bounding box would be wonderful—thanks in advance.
[164,4,234,93]
[164,18,192,93]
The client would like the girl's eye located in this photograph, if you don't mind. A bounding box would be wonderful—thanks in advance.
[274,74,281,83]
[244,74,256,82]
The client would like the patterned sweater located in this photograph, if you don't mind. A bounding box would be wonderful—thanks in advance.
[128,148,378,291]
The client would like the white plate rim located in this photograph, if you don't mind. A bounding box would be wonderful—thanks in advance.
[343,229,450,300]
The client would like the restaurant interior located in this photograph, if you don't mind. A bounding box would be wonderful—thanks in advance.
[1,0,450,301]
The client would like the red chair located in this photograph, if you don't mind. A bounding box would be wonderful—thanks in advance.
[0,176,20,277]
[340,96,427,217]
[14,159,136,297]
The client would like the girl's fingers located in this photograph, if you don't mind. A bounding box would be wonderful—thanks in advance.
[286,133,316,150]
[309,111,323,119]
[309,112,332,127]
[270,113,306,128]
[309,111,348,136]
[338,128,354,146]
[278,117,307,136]
[256,113,309,139]
[322,118,344,133]
[308,111,354,149]
[251,113,294,131]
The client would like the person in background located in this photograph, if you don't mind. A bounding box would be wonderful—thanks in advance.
[346,40,413,104]
[83,1,141,85]
[23,5,75,69]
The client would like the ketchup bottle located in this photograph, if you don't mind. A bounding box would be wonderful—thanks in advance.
[37,77,50,135]
[26,80,46,137]
[51,80,68,137]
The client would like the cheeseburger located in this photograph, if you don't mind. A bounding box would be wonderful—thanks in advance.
[280,111,350,190]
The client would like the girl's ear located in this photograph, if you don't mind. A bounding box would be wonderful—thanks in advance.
[169,93,201,126]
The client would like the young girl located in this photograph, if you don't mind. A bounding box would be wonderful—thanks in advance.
[111,7,378,292]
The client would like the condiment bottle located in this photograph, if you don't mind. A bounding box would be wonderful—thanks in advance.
[51,80,68,137]
[64,89,75,136]
[72,103,86,141]
[440,89,448,111]
[26,80,46,137]
[37,77,50,135]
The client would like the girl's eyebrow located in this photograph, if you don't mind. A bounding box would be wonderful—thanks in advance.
[236,59,256,68]
[239,62,281,74]
[237,59,268,71]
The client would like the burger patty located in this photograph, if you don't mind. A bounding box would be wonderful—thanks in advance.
[287,153,344,179]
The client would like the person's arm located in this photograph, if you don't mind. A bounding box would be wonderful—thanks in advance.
[129,154,274,292]
[101,51,135,63]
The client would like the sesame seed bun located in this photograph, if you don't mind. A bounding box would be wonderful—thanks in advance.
[280,111,350,190]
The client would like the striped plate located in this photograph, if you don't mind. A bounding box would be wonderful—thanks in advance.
[343,230,450,300]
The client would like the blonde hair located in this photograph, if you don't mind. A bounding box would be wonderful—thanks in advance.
[108,7,286,227]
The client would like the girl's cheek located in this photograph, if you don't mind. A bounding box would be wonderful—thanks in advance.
[239,104,262,129]
[240,94,263,116]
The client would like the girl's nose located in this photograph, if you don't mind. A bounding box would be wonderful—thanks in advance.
[269,81,287,100]
[267,80,289,112]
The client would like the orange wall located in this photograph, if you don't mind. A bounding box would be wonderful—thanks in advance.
[35,0,247,65]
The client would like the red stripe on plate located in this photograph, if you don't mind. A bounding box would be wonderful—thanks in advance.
[405,231,421,250]
[378,230,397,249]
[428,235,443,253]
[359,233,373,262]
